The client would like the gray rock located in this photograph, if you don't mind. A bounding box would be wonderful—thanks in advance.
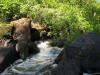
[0,47,19,73]
[51,32,100,75]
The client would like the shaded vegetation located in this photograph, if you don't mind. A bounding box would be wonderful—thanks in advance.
[0,0,100,45]
[0,22,12,39]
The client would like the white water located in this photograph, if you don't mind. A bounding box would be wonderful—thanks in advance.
[1,40,93,75]
[1,40,62,75]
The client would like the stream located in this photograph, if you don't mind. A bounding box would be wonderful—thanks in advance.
[1,40,92,75]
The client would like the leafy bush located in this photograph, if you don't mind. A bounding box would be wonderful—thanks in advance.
[0,0,99,45]
[0,0,20,20]
[29,4,93,43]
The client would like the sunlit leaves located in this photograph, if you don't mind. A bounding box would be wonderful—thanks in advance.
[0,0,99,44]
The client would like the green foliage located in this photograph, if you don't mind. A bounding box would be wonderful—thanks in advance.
[0,0,100,45]
[0,0,20,19]
[29,3,93,43]
[0,22,11,39]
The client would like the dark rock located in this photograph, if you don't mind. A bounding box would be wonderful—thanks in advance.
[56,38,67,47]
[51,60,82,75]
[16,42,29,60]
[28,42,40,54]
[51,32,100,75]
[16,41,39,60]
[54,50,64,64]
[0,47,19,73]
[31,28,40,42]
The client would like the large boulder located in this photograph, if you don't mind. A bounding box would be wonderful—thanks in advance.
[0,47,19,73]
[10,18,40,60]
[51,32,100,75]
[11,18,32,42]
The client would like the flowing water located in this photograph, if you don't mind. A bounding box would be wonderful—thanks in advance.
[1,40,62,75]
[1,40,92,75]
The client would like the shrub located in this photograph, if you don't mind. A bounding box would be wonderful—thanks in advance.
[0,0,99,45]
